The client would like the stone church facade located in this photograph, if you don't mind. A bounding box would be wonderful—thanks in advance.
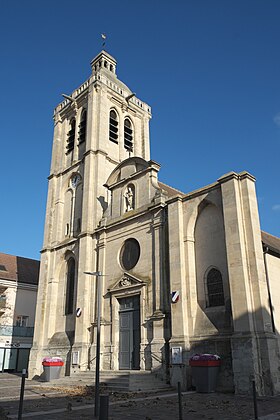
[29,50,280,395]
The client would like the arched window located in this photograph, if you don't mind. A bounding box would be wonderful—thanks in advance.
[79,110,87,144]
[66,119,76,152]
[206,268,225,307]
[124,118,133,151]
[109,110,118,143]
[65,258,75,315]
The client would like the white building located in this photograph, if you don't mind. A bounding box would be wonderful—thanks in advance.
[0,253,39,372]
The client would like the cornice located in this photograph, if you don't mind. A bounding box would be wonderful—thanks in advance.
[41,237,77,253]
[0,279,37,291]
[96,203,166,233]
[217,171,256,184]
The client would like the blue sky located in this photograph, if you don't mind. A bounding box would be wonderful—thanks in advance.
[1,0,280,260]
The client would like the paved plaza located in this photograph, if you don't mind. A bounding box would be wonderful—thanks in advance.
[1,374,280,419]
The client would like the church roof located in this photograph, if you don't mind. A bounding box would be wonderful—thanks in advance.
[261,231,280,256]
[0,253,40,286]
[158,181,184,198]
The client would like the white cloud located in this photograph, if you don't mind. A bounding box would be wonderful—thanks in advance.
[272,204,280,211]
[273,113,280,126]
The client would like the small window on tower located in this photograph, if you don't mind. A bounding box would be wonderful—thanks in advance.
[66,119,76,152]
[78,110,87,144]
[65,257,75,315]
[124,118,133,152]
[109,110,119,143]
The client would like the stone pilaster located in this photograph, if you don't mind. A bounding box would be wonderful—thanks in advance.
[42,176,56,249]
[167,197,190,390]
[168,198,190,344]
[149,208,168,375]
[73,235,96,371]
[219,172,278,395]
[28,251,50,377]
[149,315,166,374]
[50,115,62,175]
[142,115,151,161]
[151,208,165,315]
[96,231,108,370]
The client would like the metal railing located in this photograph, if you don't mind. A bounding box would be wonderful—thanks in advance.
[0,325,34,337]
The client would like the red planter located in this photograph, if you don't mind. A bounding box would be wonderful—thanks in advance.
[42,362,64,367]
[189,360,221,367]
[42,360,64,381]
[189,356,221,392]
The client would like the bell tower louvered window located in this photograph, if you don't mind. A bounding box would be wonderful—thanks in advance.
[79,110,87,144]
[124,118,133,151]
[109,110,118,143]
[66,119,76,152]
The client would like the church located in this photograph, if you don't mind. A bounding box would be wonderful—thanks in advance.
[29,50,280,395]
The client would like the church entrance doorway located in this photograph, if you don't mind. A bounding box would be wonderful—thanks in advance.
[118,295,140,370]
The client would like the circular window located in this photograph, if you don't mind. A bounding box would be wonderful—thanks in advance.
[120,238,140,271]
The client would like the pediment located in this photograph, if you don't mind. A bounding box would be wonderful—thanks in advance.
[108,273,146,293]
[105,157,150,188]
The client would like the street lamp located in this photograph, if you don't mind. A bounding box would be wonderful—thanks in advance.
[84,270,103,418]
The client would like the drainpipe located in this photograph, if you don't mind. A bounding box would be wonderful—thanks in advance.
[263,246,275,333]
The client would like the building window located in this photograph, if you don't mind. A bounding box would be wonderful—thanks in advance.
[65,258,75,315]
[78,110,87,144]
[15,315,29,327]
[109,110,118,143]
[124,118,133,151]
[120,238,140,271]
[206,268,225,307]
[66,119,76,152]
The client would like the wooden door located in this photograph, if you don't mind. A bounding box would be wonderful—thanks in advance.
[119,296,140,370]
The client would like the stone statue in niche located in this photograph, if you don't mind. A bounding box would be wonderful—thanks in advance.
[124,185,135,212]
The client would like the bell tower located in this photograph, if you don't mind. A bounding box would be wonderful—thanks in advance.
[29,51,152,377]
[47,50,152,245]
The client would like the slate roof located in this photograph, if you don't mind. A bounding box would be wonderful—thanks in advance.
[0,253,40,285]
[261,231,280,256]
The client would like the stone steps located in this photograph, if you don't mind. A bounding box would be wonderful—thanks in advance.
[71,370,130,391]
[38,370,172,392]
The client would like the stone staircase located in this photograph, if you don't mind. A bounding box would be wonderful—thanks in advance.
[38,370,173,392]
[128,371,172,392]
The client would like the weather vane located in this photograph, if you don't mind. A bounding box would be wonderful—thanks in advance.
[101,33,106,49]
